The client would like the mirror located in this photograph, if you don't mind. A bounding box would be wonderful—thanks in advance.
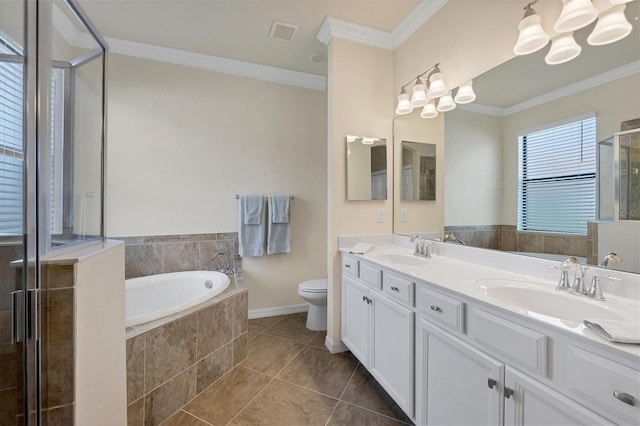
[401,141,436,201]
[393,3,640,272]
[346,136,388,200]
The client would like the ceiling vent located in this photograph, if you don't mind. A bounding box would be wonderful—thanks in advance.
[269,20,298,41]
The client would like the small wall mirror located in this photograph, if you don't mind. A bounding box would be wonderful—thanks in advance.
[346,135,388,201]
[401,141,436,201]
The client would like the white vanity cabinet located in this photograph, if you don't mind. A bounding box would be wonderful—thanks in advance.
[341,254,415,417]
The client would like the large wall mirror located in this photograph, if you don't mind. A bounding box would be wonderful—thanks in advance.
[401,141,436,201]
[346,135,388,200]
[393,2,639,273]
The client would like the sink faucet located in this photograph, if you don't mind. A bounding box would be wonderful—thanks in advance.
[210,252,231,274]
[585,253,623,300]
[559,257,586,294]
[600,252,622,268]
[443,233,466,245]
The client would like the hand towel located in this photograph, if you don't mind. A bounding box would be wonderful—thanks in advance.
[243,194,264,225]
[239,195,265,257]
[270,194,290,224]
[267,195,291,255]
[583,319,640,344]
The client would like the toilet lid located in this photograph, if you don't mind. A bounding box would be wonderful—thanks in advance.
[299,278,328,293]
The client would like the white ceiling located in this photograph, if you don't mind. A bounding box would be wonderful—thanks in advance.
[77,0,421,76]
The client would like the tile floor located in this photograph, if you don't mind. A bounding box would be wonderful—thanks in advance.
[159,313,413,426]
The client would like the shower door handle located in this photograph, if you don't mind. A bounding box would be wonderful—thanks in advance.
[26,289,39,341]
[11,290,24,344]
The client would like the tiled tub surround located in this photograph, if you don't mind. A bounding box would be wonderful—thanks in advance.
[126,276,248,426]
[116,233,240,280]
[444,225,590,258]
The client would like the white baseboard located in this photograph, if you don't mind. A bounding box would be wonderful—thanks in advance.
[248,304,309,319]
[325,335,348,354]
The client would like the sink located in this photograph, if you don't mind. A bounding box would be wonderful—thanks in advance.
[475,279,639,324]
[371,253,427,266]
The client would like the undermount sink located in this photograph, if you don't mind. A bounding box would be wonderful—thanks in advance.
[474,279,639,324]
[371,253,427,266]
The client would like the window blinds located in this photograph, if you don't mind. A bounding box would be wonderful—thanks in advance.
[518,117,596,235]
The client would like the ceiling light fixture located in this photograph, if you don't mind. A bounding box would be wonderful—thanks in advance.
[513,0,550,55]
[395,64,472,119]
[545,32,582,64]
[554,0,599,33]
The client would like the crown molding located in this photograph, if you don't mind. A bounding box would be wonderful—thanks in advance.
[456,60,640,117]
[316,0,448,49]
[391,0,448,48]
[316,16,394,50]
[106,38,326,91]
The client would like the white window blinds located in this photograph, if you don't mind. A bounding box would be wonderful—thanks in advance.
[0,43,23,236]
[517,117,596,235]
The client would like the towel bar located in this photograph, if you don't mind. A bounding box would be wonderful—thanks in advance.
[235,194,294,199]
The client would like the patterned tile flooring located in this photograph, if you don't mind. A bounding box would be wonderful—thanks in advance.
[159,313,413,426]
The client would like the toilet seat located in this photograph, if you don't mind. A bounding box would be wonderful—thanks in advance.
[299,278,327,294]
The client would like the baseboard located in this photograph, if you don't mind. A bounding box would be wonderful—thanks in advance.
[248,303,309,319]
[325,335,348,354]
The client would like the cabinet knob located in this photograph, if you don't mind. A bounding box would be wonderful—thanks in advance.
[487,378,497,389]
[504,387,514,399]
[362,295,366,302]
[430,305,441,313]
[345,264,351,268]
[613,391,636,406]
[391,286,399,292]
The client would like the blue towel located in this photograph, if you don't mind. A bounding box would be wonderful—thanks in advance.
[267,195,291,255]
[239,195,265,257]
[243,194,264,225]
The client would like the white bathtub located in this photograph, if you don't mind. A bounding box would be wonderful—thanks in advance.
[125,271,230,327]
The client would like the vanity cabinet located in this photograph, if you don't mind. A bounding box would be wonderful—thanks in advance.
[341,255,415,417]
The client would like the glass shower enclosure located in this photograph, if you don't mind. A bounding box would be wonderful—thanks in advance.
[0,0,106,424]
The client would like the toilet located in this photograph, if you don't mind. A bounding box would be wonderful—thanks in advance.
[298,278,328,331]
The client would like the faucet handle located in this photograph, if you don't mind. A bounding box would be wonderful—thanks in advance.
[586,275,621,300]
[548,265,571,291]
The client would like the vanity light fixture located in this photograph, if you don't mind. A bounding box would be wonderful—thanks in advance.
[361,137,376,145]
[513,0,551,55]
[436,91,456,112]
[410,77,429,108]
[426,66,448,99]
[420,100,438,119]
[545,32,582,64]
[554,0,599,33]
[346,135,358,143]
[587,4,632,46]
[454,80,476,104]
[395,87,414,115]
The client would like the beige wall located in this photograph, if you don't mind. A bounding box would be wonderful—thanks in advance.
[327,39,394,345]
[106,54,327,311]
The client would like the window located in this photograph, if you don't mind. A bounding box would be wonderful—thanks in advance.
[0,40,23,236]
[518,116,596,235]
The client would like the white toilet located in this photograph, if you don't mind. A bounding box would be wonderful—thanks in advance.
[298,278,328,331]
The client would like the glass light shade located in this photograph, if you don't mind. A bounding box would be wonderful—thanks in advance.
[554,0,599,33]
[587,4,632,46]
[420,101,438,119]
[427,72,448,99]
[395,92,413,115]
[608,0,632,3]
[436,92,456,112]
[410,81,428,108]
[545,32,582,65]
[454,81,476,104]
[513,13,550,55]
[361,138,375,145]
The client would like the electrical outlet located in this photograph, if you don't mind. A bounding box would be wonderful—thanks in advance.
[400,208,408,223]
[377,208,385,223]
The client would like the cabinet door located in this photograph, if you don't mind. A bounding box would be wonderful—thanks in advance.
[504,367,609,426]
[341,275,370,365]
[419,320,503,426]
[370,292,414,417]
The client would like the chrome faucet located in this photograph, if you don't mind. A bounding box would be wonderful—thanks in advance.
[585,253,623,300]
[558,257,586,294]
[443,233,466,245]
[210,252,231,274]
[600,252,622,268]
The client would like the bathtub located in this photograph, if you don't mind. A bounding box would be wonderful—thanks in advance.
[125,270,230,327]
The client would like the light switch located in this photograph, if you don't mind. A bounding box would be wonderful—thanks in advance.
[377,208,385,223]
[400,208,408,223]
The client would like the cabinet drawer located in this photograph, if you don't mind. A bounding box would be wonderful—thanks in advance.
[565,345,640,425]
[382,272,414,307]
[418,287,465,333]
[342,255,359,278]
[360,262,382,290]
[468,308,547,377]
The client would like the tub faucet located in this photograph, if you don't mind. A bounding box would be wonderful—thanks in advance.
[210,252,231,274]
